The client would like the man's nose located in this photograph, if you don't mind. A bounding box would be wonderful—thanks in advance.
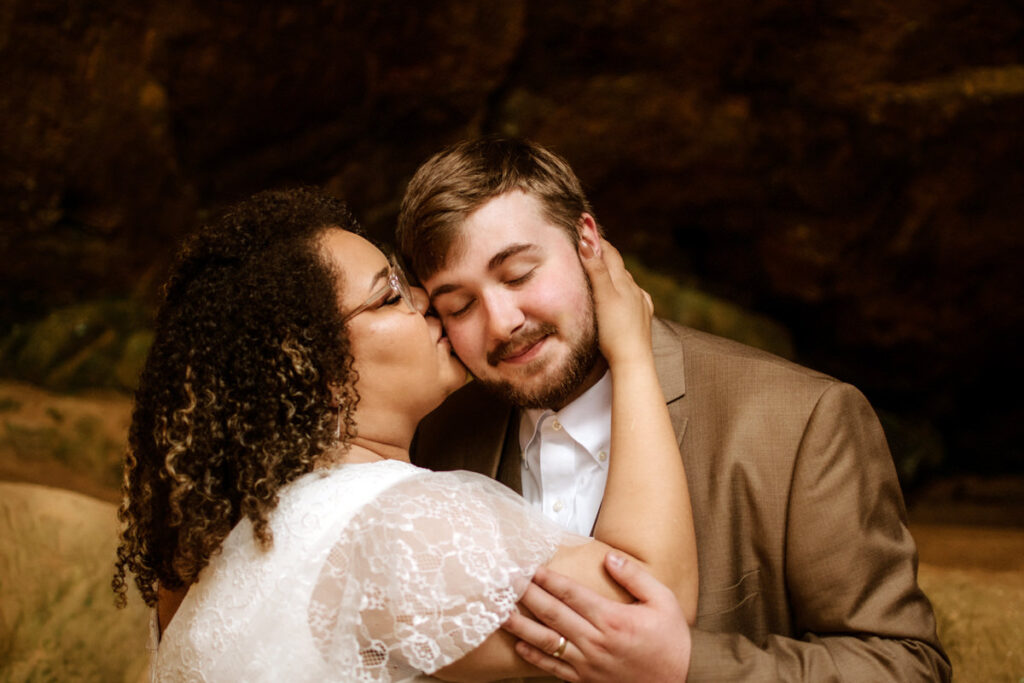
[483,291,525,339]
[410,287,430,315]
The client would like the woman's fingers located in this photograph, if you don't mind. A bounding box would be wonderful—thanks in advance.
[579,237,612,292]
[596,238,628,286]
[512,639,581,682]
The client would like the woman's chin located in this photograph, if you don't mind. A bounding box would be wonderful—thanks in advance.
[415,363,470,421]
[441,363,471,400]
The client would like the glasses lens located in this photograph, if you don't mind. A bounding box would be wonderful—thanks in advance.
[389,259,417,313]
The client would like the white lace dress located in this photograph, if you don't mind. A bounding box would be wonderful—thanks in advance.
[151,459,573,682]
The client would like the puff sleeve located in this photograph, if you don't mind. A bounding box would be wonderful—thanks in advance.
[307,469,576,681]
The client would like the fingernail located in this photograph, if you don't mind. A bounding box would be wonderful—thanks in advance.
[579,239,594,259]
[607,552,625,569]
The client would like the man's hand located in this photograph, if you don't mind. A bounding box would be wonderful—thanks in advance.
[503,552,692,682]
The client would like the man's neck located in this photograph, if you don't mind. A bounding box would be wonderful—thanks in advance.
[549,357,609,411]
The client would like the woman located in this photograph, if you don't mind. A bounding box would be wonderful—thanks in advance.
[114,187,696,681]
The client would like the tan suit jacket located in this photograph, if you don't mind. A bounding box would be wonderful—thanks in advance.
[413,319,950,681]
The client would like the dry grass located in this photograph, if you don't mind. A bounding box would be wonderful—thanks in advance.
[913,522,1024,683]
[918,564,1024,683]
[0,482,149,682]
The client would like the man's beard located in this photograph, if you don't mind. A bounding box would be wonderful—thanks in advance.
[474,295,600,410]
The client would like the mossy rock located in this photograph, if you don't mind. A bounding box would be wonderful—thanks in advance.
[624,256,795,359]
[0,300,153,393]
[878,410,947,487]
[0,381,130,501]
[0,482,150,682]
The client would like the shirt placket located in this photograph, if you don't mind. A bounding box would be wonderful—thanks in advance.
[539,414,576,528]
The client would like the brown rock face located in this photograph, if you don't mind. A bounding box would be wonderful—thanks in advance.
[1,0,1021,475]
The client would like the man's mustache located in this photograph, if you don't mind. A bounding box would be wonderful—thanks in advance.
[486,323,558,366]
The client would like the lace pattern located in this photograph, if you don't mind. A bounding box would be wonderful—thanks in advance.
[154,460,571,682]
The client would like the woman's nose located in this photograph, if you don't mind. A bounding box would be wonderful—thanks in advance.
[410,286,430,315]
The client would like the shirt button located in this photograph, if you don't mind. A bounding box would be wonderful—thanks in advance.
[553,500,564,513]
[552,419,562,431]
[598,450,608,462]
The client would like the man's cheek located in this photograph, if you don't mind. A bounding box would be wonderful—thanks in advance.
[445,326,484,368]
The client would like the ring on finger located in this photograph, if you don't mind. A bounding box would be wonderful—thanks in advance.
[551,635,568,659]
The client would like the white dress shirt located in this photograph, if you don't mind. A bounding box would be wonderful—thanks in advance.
[519,370,612,536]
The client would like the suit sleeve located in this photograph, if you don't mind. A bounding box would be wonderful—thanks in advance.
[687,382,950,682]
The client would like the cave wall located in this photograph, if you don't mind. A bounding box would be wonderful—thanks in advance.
[1,0,1022,476]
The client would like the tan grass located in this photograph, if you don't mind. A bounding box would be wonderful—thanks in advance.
[917,563,1024,683]
[0,482,149,682]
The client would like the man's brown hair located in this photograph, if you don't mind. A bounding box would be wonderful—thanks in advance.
[396,137,595,280]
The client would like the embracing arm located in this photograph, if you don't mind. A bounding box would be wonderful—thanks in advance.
[585,238,696,614]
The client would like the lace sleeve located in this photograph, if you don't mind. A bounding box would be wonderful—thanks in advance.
[307,469,578,681]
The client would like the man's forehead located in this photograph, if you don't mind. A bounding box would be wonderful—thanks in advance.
[428,235,540,283]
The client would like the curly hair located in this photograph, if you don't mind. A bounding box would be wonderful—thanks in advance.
[113,187,361,608]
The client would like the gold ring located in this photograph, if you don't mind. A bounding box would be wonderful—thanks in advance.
[552,635,567,658]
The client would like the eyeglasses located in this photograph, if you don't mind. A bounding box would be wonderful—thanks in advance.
[342,257,418,323]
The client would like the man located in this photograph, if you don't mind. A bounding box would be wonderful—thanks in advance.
[397,137,949,680]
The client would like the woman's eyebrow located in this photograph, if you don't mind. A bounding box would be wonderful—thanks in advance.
[367,265,389,291]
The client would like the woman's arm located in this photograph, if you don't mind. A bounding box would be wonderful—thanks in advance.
[436,237,696,681]
[583,237,696,611]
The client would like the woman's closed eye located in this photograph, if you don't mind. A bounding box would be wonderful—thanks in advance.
[378,292,402,309]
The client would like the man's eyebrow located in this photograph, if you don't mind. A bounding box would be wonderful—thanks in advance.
[488,243,536,271]
[429,243,539,304]
[428,282,460,303]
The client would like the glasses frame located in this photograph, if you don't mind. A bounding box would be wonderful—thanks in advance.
[341,256,417,323]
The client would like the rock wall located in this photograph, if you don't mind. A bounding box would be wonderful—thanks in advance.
[1,0,1022,475]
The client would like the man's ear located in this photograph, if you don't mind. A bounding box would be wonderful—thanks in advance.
[577,213,602,256]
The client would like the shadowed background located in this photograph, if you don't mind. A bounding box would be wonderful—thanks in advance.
[0,1,1022,680]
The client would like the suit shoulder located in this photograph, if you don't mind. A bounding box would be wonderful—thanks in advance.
[656,320,846,417]
[412,381,512,471]
[660,319,835,384]
[420,380,510,429]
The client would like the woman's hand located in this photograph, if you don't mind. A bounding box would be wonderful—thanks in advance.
[579,237,654,370]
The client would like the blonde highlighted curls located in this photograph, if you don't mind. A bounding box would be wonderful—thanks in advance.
[114,188,361,608]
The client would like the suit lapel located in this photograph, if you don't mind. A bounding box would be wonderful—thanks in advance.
[652,318,687,404]
[495,408,523,493]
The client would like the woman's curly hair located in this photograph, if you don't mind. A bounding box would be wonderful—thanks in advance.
[113,187,361,608]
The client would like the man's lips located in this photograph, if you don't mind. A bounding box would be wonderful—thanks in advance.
[500,336,546,363]
[487,324,558,366]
